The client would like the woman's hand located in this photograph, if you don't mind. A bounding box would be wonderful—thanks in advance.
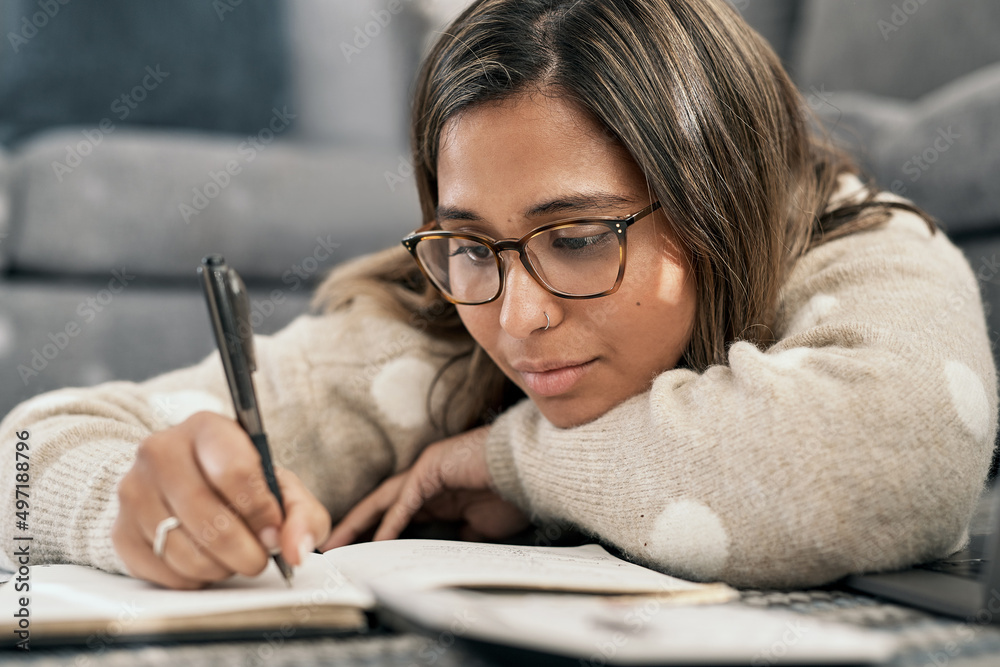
[321,426,529,550]
[112,411,331,589]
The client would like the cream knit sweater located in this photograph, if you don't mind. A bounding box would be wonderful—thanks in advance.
[1,178,996,588]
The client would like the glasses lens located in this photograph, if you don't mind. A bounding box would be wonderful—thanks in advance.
[415,236,500,303]
[526,223,621,296]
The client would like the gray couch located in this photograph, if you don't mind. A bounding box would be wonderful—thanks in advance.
[1,1,999,461]
[0,0,432,414]
[737,0,1000,467]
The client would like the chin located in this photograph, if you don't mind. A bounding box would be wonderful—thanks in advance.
[535,398,606,429]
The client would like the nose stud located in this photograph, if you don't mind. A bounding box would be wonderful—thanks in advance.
[543,312,550,331]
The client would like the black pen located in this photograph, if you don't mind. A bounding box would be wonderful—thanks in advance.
[198,254,294,587]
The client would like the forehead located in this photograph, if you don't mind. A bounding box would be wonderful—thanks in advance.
[436,93,645,208]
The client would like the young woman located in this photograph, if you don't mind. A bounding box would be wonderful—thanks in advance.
[1,0,995,591]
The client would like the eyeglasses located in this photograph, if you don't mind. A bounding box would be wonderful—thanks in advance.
[401,201,661,305]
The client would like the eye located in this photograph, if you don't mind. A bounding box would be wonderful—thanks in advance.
[552,234,609,251]
[448,241,493,263]
[546,224,616,254]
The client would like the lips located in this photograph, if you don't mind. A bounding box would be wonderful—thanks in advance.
[514,359,596,397]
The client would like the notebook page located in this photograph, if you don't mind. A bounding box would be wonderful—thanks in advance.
[324,539,736,598]
[0,553,372,626]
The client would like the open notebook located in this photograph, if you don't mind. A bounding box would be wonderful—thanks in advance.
[0,549,373,644]
[0,540,899,663]
[0,540,733,646]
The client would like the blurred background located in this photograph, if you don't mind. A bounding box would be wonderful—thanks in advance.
[0,0,998,446]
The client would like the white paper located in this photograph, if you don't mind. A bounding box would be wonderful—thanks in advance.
[0,554,373,626]
[324,539,735,597]
[376,587,900,665]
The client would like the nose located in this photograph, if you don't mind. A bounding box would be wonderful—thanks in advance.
[497,251,559,339]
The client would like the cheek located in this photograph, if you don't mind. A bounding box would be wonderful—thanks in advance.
[652,255,698,356]
[647,228,695,312]
[456,305,497,350]
[621,242,697,358]
[579,297,627,331]
[656,258,694,309]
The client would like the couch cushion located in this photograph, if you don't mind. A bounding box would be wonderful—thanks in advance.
[0,279,311,422]
[6,128,421,280]
[815,62,1000,236]
[0,0,289,146]
[790,0,1000,101]
[0,144,8,272]
[728,0,801,66]
[285,0,424,150]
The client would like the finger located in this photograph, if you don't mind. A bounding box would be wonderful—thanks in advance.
[464,498,531,540]
[114,474,205,589]
[113,514,208,590]
[131,490,235,583]
[151,515,236,583]
[321,475,406,551]
[135,421,271,577]
[273,468,331,567]
[372,465,443,542]
[186,413,285,540]
[459,524,487,542]
[420,489,473,521]
[116,460,234,586]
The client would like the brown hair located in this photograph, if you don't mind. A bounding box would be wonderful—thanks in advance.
[313,0,934,431]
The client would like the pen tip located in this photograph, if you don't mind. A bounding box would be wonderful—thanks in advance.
[274,554,294,587]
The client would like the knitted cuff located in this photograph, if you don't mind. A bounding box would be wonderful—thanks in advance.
[34,437,138,575]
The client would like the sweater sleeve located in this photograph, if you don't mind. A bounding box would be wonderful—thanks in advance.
[484,208,999,589]
[0,297,475,574]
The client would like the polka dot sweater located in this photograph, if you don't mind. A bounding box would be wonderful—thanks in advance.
[0,178,996,588]
[486,183,998,588]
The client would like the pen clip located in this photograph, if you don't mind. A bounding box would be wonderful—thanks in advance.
[199,254,263,434]
[226,267,256,373]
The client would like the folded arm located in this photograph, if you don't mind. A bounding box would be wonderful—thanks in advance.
[485,216,998,588]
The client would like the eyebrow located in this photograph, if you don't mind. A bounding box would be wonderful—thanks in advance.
[435,192,638,225]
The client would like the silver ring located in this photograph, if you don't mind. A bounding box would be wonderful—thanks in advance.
[153,516,181,558]
[543,312,550,331]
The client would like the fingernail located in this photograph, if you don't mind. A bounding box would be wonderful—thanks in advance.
[258,526,280,552]
[298,534,315,565]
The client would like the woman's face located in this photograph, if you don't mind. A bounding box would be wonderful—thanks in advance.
[437,93,697,428]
